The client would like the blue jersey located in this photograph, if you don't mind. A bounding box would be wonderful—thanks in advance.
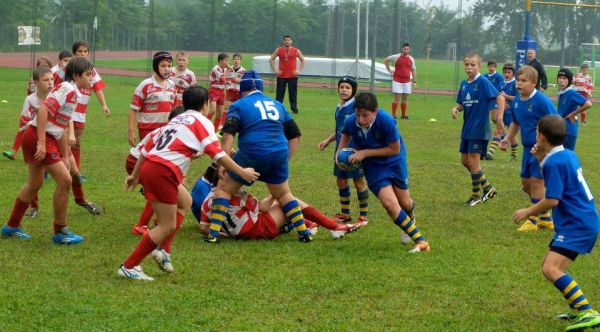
[500,79,517,124]
[334,98,356,150]
[227,91,293,158]
[191,177,213,223]
[542,147,600,237]
[512,89,557,147]
[341,110,406,174]
[557,87,588,137]
[456,74,499,140]
[485,72,504,91]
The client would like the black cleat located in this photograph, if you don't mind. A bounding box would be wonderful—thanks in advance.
[77,201,102,215]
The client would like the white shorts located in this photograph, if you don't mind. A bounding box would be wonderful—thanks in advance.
[392,81,412,94]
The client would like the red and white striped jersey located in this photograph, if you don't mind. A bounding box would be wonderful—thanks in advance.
[29,81,80,139]
[129,127,162,160]
[54,67,106,123]
[27,80,36,96]
[20,93,43,121]
[170,68,197,105]
[142,110,226,181]
[130,76,176,131]
[225,66,246,91]
[574,73,593,98]
[199,190,259,237]
[209,65,227,90]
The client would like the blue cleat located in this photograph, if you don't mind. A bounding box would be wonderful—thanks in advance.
[1,224,32,240]
[52,227,84,245]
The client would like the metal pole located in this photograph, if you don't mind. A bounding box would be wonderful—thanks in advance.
[365,0,369,59]
[356,0,360,79]
[369,0,378,93]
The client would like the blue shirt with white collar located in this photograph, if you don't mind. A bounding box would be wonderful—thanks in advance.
[557,87,588,136]
[456,73,499,140]
[334,97,355,149]
[512,89,557,147]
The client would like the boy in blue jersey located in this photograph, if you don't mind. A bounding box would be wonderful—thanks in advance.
[486,63,519,160]
[556,68,592,151]
[319,77,369,225]
[337,92,430,253]
[190,163,219,223]
[205,70,313,243]
[501,66,557,232]
[451,52,505,206]
[514,115,600,331]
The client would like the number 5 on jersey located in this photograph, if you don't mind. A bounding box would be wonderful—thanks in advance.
[255,100,280,121]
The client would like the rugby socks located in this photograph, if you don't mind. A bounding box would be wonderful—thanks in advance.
[208,197,230,237]
[401,103,407,118]
[470,171,482,198]
[7,198,29,228]
[479,172,491,190]
[31,193,39,209]
[527,198,540,225]
[72,182,86,204]
[339,186,351,216]
[213,117,221,132]
[357,189,369,219]
[160,212,184,254]
[511,144,518,158]
[219,111,227,128]
[554,274,593,312]
[302,206,338,230]
[135,201,154,227]
[53,223,66,234]
[71,147,81,169]
[391,102,398,117]
[394,210,425,243]
[532,198,553,225]
[486,136,501,158]
[123,233,158,269]
[11,131,23,153]
[282,200,309,235]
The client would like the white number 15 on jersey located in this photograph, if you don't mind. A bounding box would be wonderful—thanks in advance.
[254,101,280,121]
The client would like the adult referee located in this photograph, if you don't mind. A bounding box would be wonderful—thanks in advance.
[269,35,305,114]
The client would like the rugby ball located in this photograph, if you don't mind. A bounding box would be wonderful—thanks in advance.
[336,148,360,172]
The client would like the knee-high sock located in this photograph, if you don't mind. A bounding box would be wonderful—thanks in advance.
[282,200,309,236]
[160,212,184,253]
[71,147,81,170]
[30,193,39,209]
[7,198,29,228]
[486,136,501,157]
[302,206,338,230]
[532,198,553,224]
[511,144,519,158]
[357,189,369,218]
[11,131,24,153]
[581,111,587,122]
[401,103,407,117]
[123,233,158,269]
[391,102,398,117]
[471,171,483,198]
[135,201,154,227]
[339,186,351,216]
[393,209,425,243]
[208,197,230,237]
[554,274,593,312]
[72,182,86,204]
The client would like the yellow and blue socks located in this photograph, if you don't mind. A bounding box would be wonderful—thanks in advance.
[554,274,593,312]
[471,171,483,198]
[282,200,309,236]
[339,186,351,216]
[511,144,518,159]
[394,210,425,243]
[208,197,230,238]
[486,136,501,158]
[357,189,369,219]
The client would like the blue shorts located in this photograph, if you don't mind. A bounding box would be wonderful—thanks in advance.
[228,151,288,185]
[365,161,409,197]
[563,135,577,151]
[520,146,542,179]
[333,162,364,179]
[459,139,488,155]
[550,232,598,255]
[503,109,513,127]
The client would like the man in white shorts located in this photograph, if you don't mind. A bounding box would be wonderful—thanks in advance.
[384,43,417,120]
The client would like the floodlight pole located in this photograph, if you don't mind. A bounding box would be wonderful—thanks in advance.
[365,0,369,59]
[356,0,360,79]
[369,0,378,93]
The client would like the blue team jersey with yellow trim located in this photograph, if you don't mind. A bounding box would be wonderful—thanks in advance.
[512,90,557,147]
[227,91,293,158]
[485,72,504,91]
[341,110,405,172]
[456,74,499,140]
[557,87,588,136]
[500,79,517,122]
[335,98,355,150]
[542,147,600,236]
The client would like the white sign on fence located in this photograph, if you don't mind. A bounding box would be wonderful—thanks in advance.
[18,26,41,46]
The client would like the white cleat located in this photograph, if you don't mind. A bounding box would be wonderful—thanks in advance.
[151,248,174,273]
[118,265,155,281]
[400,233,411,244]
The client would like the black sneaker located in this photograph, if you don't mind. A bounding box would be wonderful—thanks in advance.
[203,235,220,244]
[77,201,102,215]
[401,116,409,120]
[465,196,482,207]
[298,233,313,243]
[481,186,497,202]
[292,109,299,114]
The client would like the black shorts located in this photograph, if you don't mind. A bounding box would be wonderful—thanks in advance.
[549,240,579,261]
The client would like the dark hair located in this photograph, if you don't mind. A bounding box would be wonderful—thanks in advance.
[217,53,229,62]
[59,50,73,60]
[283,35,292,40]
[32,66,52,81]
[64,57,93,82]
[538,115,566,146]
[402,42,410,48]
[72,41,89,54]
[487,60,497,66]
[233,53,242,60]
[168,105,186,120]
[203,163,220,187]
[35,57,52,68]
[502,63,515,73]
[354,92,378,112]
[183,86,209,111]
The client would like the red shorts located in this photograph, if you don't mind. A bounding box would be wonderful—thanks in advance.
[21,126,62,165]
[209,87,225,106]
[125,154,137,175]
[241,213,280,240]
[139,160,179,204]
[138,128,156,141]
[226,89,240,102]
[19,116,31,128]
[73,121,85,129]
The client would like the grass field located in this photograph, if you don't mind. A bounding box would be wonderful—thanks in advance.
[1,66,600,331]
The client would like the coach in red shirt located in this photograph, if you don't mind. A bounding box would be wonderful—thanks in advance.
[269,35,305,114]
[384,43,417,120]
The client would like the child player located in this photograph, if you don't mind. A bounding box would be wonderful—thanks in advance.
[556,68,592,151]
[27,57,52,95]
[169,51,197,107]
[451,52,504,206]
[223,53,246,129]
[486,63,519,161]
[318,76,369,225]
[1,57,94,244]
[128,51,176,147]
[501,66,557,232]
[51,50,73,84]
[513,115,600,331]
[573,63,593,124]
[118,86,258,281]
[337,92,430,253]
[208,53,232,131]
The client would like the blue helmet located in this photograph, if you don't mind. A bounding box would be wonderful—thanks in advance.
[240,70,263,94]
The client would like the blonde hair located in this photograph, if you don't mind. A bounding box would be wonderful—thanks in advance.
[175,51,188,58]
[517,66,538,84]
[36,56,52,68]
[463,52,482,66]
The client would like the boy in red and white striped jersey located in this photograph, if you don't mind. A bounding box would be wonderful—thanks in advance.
[208,53,232,131]
[170,51,197,107]
[128,51,176,147]
[574,63,594,124]
[50,50,73,85]
[222,53,246,129]
[118,86,259,281]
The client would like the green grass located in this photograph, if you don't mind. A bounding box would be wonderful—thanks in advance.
[1,66,600,330]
